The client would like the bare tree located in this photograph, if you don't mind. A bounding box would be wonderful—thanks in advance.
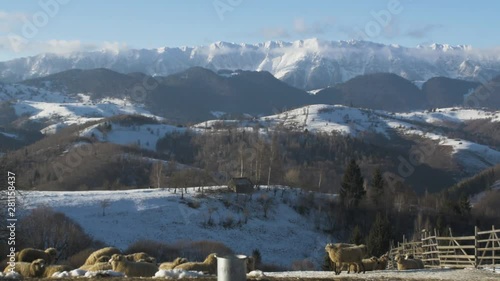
[150,161,164,189]
[100,199,111,216]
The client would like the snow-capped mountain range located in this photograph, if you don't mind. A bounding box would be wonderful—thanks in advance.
[1,38,500,89]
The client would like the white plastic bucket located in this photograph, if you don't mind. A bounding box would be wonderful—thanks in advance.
[216,254,247,281]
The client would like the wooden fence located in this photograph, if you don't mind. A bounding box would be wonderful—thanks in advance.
[390,225,499,271]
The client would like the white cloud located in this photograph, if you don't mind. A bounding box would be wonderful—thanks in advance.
[405,24,443,39]
[0,37,128,59]
[293,17,335,35]
[0,10,28,32]
[259,27,290,39]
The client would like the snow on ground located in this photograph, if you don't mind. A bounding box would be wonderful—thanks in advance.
[394,107,500,124]
[13,97,160,134]
[265,267,499,280]
[79,122,184,151]
[261,104,390,137]
[20,187,331,269]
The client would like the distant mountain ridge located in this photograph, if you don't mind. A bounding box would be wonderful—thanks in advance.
[6,68,495,126]
[2,38,500,89]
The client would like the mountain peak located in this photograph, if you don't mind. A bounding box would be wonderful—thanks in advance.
[1,39,498,89]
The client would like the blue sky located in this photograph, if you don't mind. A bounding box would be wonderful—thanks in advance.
[0,0,499,61]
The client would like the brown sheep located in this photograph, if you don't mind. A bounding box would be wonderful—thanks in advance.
[158,257,188,270]
[17,247,57,264]
[43,264,73,278]
[125,252,156,263]
[325,244,366,275]
[3,258,46,278]
[173,253,217,275]
[109,254,158,277]
[83,247,121,265]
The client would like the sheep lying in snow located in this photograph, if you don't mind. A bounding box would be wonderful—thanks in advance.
[173,253,217,275]
[79,256,111,271]
[404,254,424,268]
[109,254,158,277]
[80,256,113,272]
[325,243,366,275]
[395,255,424,270]
[3,258,46,278]
[43,264,73,278]
[17,247,57,264]
[376,253,390,270]
[84,247,121,266]
[159,258,188,270]
[125,252,156,263]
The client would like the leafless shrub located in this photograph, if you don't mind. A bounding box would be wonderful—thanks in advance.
[17,206,99,261]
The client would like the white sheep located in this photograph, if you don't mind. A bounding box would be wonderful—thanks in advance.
[125,252,156,263]
[159,257,188,270]
[325,244,366,275]
[349,256,379,272]
[173,253,217,275]
[83,247,121,266]
[109,254,158,277]
[3,258,46,278]
[17,247,57,264]
[79,255,111,271]
[404,254,424,268]
[395,255,423,270]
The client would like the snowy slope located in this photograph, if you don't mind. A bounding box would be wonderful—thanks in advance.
[0,83,164,134]
[194,104,500,172]
[79,122,182,150]
[20,187,331,269]
[2,39,500,89]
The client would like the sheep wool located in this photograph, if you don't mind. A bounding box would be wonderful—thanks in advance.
[83,247,121,266]
[17,248,57,264]
[3,258,46,278]
[159,258,188,270]
[125,252,156,263]
[325,244,366,275]
[395,255,423,270]
[376,253,390,270]
[173,253,217,275]
[350,256,379,272]
[109,254,158,277]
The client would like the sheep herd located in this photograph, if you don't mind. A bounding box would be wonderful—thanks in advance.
[3,246,254,278]
[324,243,425,275]
[4,245,425,278]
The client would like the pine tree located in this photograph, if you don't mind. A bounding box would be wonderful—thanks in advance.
[367,212,391,257]
[340,159,365,207]
[458,193,471,216]
[350,225,364,245]
[370,168,385,207]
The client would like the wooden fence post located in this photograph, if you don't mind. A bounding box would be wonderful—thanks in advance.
[474,226,479,269]
[493,225,496,272]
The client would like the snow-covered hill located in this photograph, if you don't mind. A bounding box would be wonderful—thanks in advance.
[194,105,500,173]
[20,187,331,269]
[2,39,500,89]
